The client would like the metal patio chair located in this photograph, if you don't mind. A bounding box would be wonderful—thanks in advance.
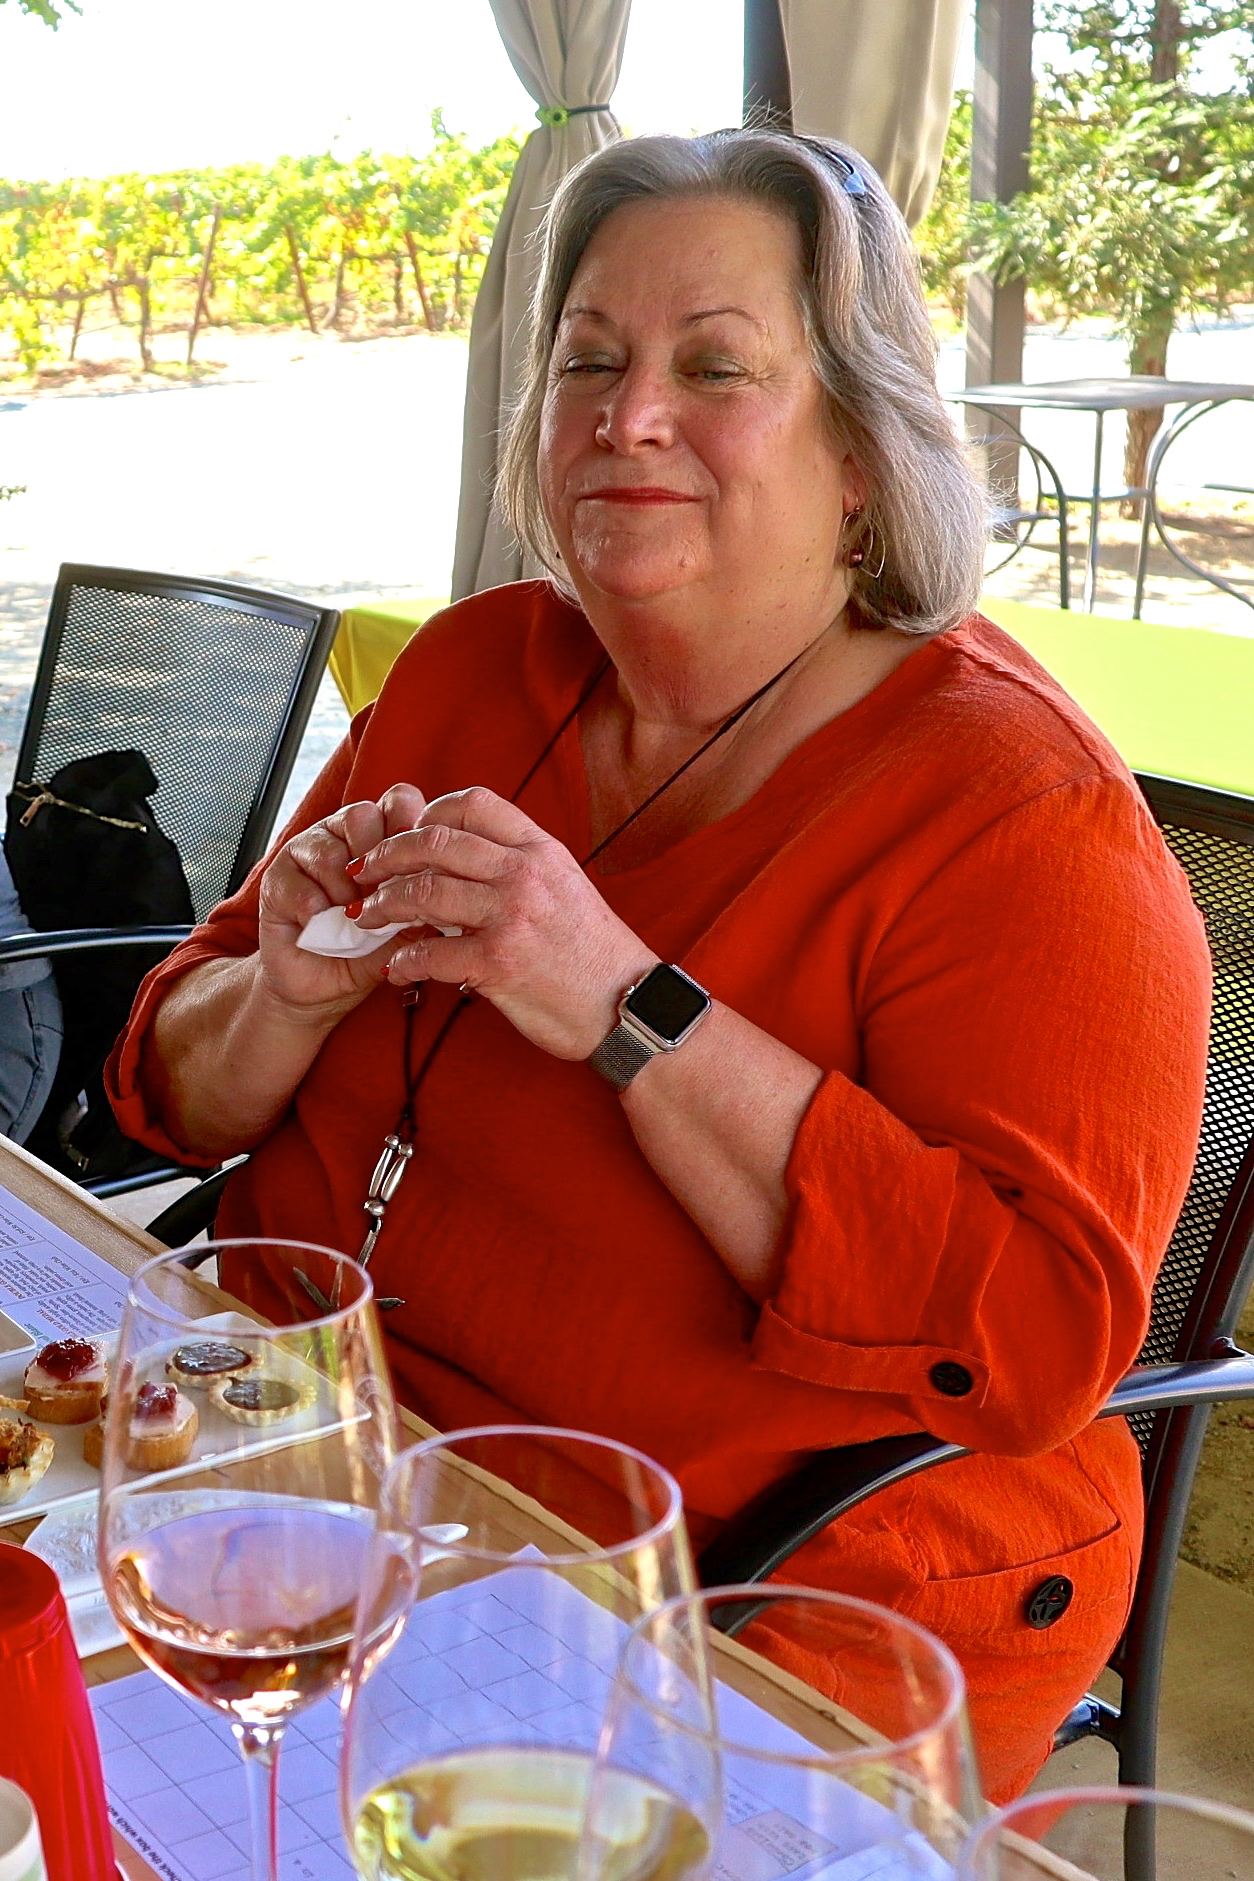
[698,773,1254,1867]
[0,563,339,1193]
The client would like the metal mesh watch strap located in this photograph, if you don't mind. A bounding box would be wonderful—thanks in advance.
[587,1022,658,1092]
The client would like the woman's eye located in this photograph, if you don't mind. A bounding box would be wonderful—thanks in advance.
[690,363,745,383]
[560,357,616,377]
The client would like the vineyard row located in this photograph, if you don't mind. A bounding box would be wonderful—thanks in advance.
[0,121,522,374]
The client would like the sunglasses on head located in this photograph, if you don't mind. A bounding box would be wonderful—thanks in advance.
[798,138,868,199]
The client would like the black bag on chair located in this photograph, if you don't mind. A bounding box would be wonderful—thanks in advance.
[4,748,194,1178]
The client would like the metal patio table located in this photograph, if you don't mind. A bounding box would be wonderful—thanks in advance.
[952,377,1254,615]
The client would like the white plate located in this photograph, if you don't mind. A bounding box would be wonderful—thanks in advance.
[0,1312,353,1523]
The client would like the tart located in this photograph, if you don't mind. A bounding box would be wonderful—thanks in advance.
[82,1416,104,1470]
[210,1373,315,1426]
[166,1339,256,1390]
[0,1415,55,1505]
[23,1337,107,1424]
[123,1382,198,1471]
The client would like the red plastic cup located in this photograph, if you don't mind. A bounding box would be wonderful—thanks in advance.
[0,1542,114,1881]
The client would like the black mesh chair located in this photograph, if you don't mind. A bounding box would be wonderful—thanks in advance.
[698,773,1254,1851]
[0,563,340,1192]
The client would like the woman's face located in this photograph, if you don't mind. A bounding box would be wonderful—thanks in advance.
[539,194,857,618]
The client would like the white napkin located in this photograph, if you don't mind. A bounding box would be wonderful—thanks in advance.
[296,905,463,959]
[296,905,407,958]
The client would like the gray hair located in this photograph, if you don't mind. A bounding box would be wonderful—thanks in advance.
[499,128,986,636]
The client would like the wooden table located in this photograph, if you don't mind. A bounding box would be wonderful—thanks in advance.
[0,1139,1092,1881]
[0,1139,997,1881]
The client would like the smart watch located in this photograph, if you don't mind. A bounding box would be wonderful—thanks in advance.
[588,963,713,1092]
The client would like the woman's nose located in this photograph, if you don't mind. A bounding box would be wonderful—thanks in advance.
[594,363,678,452]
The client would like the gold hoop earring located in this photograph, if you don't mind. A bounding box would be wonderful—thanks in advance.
[842,508,886,581]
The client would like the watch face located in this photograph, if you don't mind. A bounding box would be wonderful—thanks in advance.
[624,965,710,1042]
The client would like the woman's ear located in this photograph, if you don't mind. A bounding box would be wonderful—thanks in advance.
[841,454,869,515]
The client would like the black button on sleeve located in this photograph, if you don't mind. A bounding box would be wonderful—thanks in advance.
[929,1360,974,1397]
[1025,1575,1075,1629]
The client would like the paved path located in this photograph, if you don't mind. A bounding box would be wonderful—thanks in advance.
[2,314,1252,835]
[0,331,469,824]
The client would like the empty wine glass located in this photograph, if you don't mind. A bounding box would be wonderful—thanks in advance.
[98,1240,401,1881]
[959,1785,1254,1880]
[341,1424,698,1881]
[592,1586,982,1881]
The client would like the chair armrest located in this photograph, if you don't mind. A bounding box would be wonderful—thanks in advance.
[1097,1347,1254,1417]
[697,1431,966,1588]
[696,1346,1254,1591]
[146,1164,238,1252]
[0,925,192,962]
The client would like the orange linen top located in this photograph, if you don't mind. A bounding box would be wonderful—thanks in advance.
[108,584,1210,1799]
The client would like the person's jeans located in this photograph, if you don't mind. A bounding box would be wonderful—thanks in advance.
[0,975,63,1144]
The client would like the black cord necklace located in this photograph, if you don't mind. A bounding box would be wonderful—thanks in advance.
[355,642,808,1289]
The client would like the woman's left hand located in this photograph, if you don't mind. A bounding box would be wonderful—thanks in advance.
[347,786,658,1060]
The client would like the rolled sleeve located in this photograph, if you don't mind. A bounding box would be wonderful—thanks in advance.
[751,776,1209,1458]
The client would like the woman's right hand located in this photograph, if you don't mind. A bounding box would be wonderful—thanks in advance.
[254,785,426,1017]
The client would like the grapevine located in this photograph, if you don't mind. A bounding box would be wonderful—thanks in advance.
[0,120,521,376]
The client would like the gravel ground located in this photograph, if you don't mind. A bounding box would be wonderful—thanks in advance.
[0,326,470,822]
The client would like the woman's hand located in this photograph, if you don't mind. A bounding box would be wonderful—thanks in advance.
[348,787,658,1059]
[254,785,427,1018]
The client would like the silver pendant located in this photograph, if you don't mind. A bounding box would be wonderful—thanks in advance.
[357,1131,414,1277]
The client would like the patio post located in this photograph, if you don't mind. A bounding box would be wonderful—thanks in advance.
[744,0,792,129]
[966,0,1034,492]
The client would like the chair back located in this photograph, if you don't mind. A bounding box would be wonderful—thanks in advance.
[15,564,340,921]
[1133,774,1254,1469]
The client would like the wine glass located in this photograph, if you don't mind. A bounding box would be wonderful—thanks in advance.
[98,1239,401,1881]
[959,1785,1254,1880]
[592,1586,982,1881]
[341,1424,697,1881]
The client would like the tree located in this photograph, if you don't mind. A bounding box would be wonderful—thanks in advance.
[966,1,1254,495]
[4,0,80,23]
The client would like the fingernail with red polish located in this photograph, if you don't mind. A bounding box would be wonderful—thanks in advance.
[345,899,364,920]
[346,857,367,878]
[380,961,391,981]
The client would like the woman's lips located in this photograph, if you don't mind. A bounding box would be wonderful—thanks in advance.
[579,487,700,505]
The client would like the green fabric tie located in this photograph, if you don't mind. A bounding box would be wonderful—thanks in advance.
[535,103,611,128]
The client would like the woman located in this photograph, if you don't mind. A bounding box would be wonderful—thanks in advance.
[108,131,1209,1799]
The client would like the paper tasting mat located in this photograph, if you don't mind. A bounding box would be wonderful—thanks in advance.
[90,1565,951,1881]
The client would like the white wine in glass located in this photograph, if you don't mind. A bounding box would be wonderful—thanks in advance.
[341,1424,703,1881]
[593,1586,983,1881]
[99,1239,401,1881]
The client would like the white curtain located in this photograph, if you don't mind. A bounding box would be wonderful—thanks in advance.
[778,0,967,228]
[451,0,632,599]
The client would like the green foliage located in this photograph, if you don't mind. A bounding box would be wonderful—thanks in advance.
[916,2,1254,344]
[4,0,80,24]
[966,73,1254,341]
[913,91,972,322]
[0,119,521,376]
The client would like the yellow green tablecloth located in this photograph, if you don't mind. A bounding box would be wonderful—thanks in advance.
[329,597,446,718]
[979,598,1254,799]
[332,593,1254,800]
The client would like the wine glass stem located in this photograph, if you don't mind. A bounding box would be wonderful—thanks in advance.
[234,1723,283,1881]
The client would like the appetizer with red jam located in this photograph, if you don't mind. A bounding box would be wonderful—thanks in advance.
[23,1337,107,1424]
[122,1382,198,1471]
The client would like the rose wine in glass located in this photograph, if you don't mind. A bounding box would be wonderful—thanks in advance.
[99,1240,400,1881]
